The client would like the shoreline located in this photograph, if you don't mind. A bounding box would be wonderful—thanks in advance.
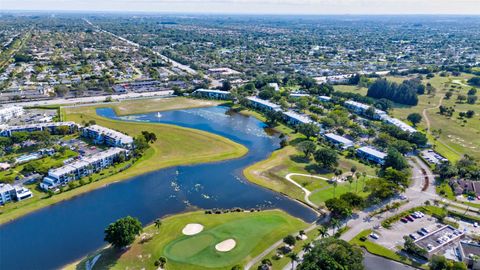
[0,102,248,225]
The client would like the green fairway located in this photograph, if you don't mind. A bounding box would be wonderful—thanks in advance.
[66,210,307,270]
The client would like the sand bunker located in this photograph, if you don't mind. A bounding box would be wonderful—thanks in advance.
[182,223,204,235]
[215,239,236,252]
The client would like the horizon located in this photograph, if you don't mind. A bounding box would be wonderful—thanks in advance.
[2,0,480,15]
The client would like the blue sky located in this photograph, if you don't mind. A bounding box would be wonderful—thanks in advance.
[2,0,480,14]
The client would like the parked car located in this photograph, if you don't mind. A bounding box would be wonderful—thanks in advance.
[421,227,430,234]
[417,230,426,236]
[406,216,414,222]
[401,218,408,223]
[370,233,379,239]
[409,234,418,240]
[474,222,478,228]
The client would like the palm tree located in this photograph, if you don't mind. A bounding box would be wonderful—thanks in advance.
[287,252,299,270]
[362,171,367,190]
[347,175,353,191]
[317,225,329,238]
[355,172,361,193]
[333,181,338,198]
[302,243,313,253]
[154,218,162,229]
[331,218,340,234]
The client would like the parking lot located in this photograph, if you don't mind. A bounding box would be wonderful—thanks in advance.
[61,138,104,157]
[6,109,57,125]
[371,214,443,250]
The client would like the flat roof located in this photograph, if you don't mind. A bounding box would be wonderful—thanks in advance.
[415,225,464,253]
[193,89,231,95]
[357,146,387,159]
[84,125,133,144]
[4,121,78,131]
[382,116,417,133]
[247,96,281,110]
[325,133,354,145]
[282,110,313,124]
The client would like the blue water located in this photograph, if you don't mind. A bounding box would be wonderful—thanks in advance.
[0,106,317,270]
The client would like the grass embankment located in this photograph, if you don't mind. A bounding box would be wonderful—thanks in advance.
[243,144,376,206]
[0,101,247,225]
[350,229,426,269]
[66,210,307,270]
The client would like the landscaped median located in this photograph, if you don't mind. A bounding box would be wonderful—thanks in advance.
[0,101,248,225]
[64,210,308,270]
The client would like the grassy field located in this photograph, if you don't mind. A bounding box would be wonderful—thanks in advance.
[0,99,247,225]
[334,73,479,161]
[66,210,307,270]
[243,144,377,206]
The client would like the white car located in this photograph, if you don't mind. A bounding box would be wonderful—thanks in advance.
[474,222,478,228]
[370,233,380,239]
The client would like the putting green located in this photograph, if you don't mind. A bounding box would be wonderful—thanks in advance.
[163,214,293,268]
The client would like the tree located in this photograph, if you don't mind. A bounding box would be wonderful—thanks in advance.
[287,252,299,270]
[340,192,365,209]
[407,113,422,126]
[325,197,352,219]
[384,148,408,170]
[154,218,162,229]
[317,225,329,238]
[302,243,313,253]
[467,95,477,104]
[221,80,232,91]
[154,256,167,268]
[231,265,242,270]
[298,237,364,270]
[313,147,338,170]
[283,235,296,246]
[298,123,320,139]
[104,216,143,249]
[296,140,316,158]
[429,255,467,270]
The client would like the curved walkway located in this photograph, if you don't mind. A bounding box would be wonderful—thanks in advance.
[285,173,329,208]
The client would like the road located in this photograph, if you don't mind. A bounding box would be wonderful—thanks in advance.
[83,18,222,88]
[5,90,174,108]
[251,157,477,270]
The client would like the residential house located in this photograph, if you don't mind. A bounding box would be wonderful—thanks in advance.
[357,146,387,165]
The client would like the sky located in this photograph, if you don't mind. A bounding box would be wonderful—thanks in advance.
[2,0,480,15]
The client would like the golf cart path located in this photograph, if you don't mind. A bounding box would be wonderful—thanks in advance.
[285,173,329,208]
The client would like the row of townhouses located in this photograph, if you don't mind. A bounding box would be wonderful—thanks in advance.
[0,122,79,137]
[192,89,232,100]
[40,147,127,190]
[0,183,33,205]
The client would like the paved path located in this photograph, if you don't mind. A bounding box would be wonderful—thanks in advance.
[284,173,329,208]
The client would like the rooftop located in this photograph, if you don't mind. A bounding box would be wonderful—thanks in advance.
[247,96,282,110]
[282,110,313,124]
[325,133,354,145]
[357,146,387,159]
[84,125,133,144]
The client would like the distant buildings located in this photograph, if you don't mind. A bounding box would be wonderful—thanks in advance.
[357,146,387,165]
[0,106,24,124]
[0,122,78,137]
[0,183,33,204]
[82,125,133,149]
[40,147,127,190]
[382,116,417,133]
[324,133,354,149]
[192,89,231,100]
[247,96,282,112]
[318,96,332,102]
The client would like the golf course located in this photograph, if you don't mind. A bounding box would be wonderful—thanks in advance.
[67,210,307,270]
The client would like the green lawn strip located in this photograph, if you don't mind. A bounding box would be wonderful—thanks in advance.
[0,104,247,225]
[67,210,307,270]
[309,178,370,205]
[350,229,426,269]
[251,228,319,270]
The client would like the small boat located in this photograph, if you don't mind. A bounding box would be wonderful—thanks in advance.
[156,112,162,118]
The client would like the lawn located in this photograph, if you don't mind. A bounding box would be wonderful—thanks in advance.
[67,210,307,270]
[0,100,247,225]
[243,143,376,206]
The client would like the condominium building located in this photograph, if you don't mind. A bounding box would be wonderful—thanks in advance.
[0,183,33,204]
[82,125,133,148]
[382,116,417,133]
[357,146,387,165]
[0,122,78,137]
[40,147,126,190]
[324,133,354,149]
[282,110,314,126]
[192,89,232,100]
[344,100,387,120]
[0,106,24,124]
[247,96,282,112]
